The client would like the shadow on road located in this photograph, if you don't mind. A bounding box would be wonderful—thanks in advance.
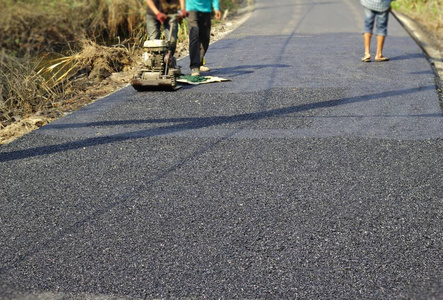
[212,64,291,77]
[1,84,438,277]
[389,53,425,61]
[0,85,436,163]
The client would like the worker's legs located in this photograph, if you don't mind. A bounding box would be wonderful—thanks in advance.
[363,33,372,58]
[362,8,376,60]
[146,14,161,40]
[188,11,212,69]
[197,12,211,67]
[187,11,201,69]
[375,10,389,59]
[376,35,386,58]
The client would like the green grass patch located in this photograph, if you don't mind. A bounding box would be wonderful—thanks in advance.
[392,0,442,24]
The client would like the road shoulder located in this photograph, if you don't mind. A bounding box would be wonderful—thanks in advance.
[392,10,443,108]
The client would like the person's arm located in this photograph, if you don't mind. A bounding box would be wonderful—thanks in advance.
[145,0,160,15]
[145,0,167,23]
[178,0,188,18]
[179,0,185,12]
[212,0,221,20]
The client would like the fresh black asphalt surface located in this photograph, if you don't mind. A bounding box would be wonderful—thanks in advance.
[1,0,443,298]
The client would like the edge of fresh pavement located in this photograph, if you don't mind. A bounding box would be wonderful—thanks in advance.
[391,10,443,109]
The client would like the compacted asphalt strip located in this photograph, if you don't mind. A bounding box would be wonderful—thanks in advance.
[1,0,442,298]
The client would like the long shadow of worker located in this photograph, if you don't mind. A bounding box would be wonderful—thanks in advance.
[0,85,437,163]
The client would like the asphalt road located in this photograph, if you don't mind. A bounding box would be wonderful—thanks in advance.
[1,0,443,298]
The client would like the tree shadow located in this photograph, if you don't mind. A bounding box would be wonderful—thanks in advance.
[389,53,425,61]
[408,70,434,75]
[0,85,436,163]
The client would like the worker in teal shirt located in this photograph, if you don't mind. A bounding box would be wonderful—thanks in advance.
[186,0,221,76]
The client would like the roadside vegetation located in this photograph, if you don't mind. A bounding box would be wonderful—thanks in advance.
[392,0,443,47]
[0,0,249,143]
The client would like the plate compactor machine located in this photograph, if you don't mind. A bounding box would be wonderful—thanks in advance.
[131,38,182,91]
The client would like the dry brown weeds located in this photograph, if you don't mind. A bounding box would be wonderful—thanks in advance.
[0,52,57,121]
[0,40,139,144]
[0,0,146,56]
[0,0,251,144]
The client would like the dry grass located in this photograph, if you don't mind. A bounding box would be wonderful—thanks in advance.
[0,0,146,56]
[392,0,443,47]
[0,51,58,122]
[0,0,238,56]
[38,39,135,84]
[392,0,442,20]
[0,39,137,142]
